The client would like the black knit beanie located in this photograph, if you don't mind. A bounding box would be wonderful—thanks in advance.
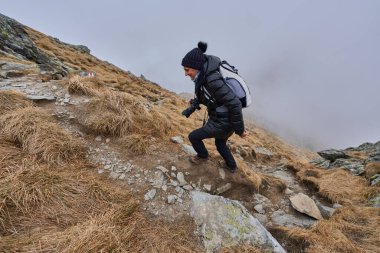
[181,41,208,70]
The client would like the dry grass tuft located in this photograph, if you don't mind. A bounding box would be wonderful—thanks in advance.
[0,199,201,252]
[0,137,34,178]
[80,91,172,138]
[0,165,134,234]
[0,90,33,114]
[119,134,150,155]
[220,245,265,253]
[288,162,377,204]
[238,161,286,193]
[274,205,380,253]
[0,107,85,165]
[67,75,107,96]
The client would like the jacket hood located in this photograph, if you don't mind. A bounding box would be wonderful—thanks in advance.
[204,55,221,75]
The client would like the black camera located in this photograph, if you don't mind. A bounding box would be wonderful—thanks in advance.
[182,98,201,118]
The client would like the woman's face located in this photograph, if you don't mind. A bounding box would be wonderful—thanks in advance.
[184,67,199,81]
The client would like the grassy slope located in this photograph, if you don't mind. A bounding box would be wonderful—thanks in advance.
[0,24,378,252]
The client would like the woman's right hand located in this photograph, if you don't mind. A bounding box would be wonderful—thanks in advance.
[239,130,248,138]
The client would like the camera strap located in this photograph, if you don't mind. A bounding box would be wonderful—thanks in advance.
[203,109,208,126]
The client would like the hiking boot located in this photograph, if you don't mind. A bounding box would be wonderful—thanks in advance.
[189,155,208,165]
[217,160,237,173]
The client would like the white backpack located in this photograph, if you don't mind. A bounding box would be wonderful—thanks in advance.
[203,60,252,109]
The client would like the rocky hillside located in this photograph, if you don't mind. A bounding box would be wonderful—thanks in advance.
[0,13,379,252]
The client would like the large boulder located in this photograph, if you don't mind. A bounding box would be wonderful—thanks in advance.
[317,149,348,162]
[190,191,286,253]
[0,13,68,75]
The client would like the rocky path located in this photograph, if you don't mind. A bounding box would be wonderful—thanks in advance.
[1,75,344,251]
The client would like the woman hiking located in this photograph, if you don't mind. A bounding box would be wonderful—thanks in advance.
[181,41,247,173]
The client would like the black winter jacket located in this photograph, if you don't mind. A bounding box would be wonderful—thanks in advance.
[195,55,245,136]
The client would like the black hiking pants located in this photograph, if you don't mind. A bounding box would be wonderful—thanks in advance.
[188,127,237,169]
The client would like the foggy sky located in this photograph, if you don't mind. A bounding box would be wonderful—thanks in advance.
[2,0,380,151]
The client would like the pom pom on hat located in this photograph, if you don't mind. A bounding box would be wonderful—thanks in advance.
[181,41,208,70]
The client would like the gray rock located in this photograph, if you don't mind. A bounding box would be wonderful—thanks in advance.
[203,184,212,192]
[271,210,316,228]
[218,168,226,179]
[254,204,265,214]
[144,189,157,201]
[330,158,364,175]
[333,203,343,209]
[109,171,120,179]
[156,165,169,173]
[215,183,232,195]
[171,136,184,144]
[369,193,380,208]
[95,136,102,142]
[310,158,331,169]
[26,95,56,101]
[176,172,188,186]
[183,184,194,191]
[315,200,335,218]
[150,170,165,188]
[317,149,348,162]
[181,144,197,155]
[0,14,68,75]
[167,195,178,204]
[190,191,286,253]
[370,174,380,186]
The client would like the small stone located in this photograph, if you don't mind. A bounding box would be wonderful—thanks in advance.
[135,174,141,178]
[185,172,190,176]
[183,184,193,191]
[215,183,232,195]
[177,172,188,186]
[144,189,157,201]
[171,172,176,178]
[95,136,102,142]
[254,204,266,214]
[162,185,168,191]
[104,165,112,170]
[171,166,177,171]
[218,168,226,179]
[52,85,57,90]
[333,203,343,209]
[106,138,110,143]
[167,195,178,204]
[203,184,212,192]
[169,179,179,187]
[290,193,323,220]
[98,169,104,174]
[171,136,183,144]
[119,173,126,180]
[109,172,120,179]
[285,188,294,195]
[157,165,169,173]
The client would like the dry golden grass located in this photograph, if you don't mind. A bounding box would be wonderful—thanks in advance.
[0,164,201,252]
[119,134,150,155]
[287,162,378,204]
[0,107,85,165]
[274,205,380,253]
[80,91,172,138]
[67,75,107,96]
[238,161,287,193]
[364,162,380,179]
[220,245,265,253]
[0,90,33,114]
